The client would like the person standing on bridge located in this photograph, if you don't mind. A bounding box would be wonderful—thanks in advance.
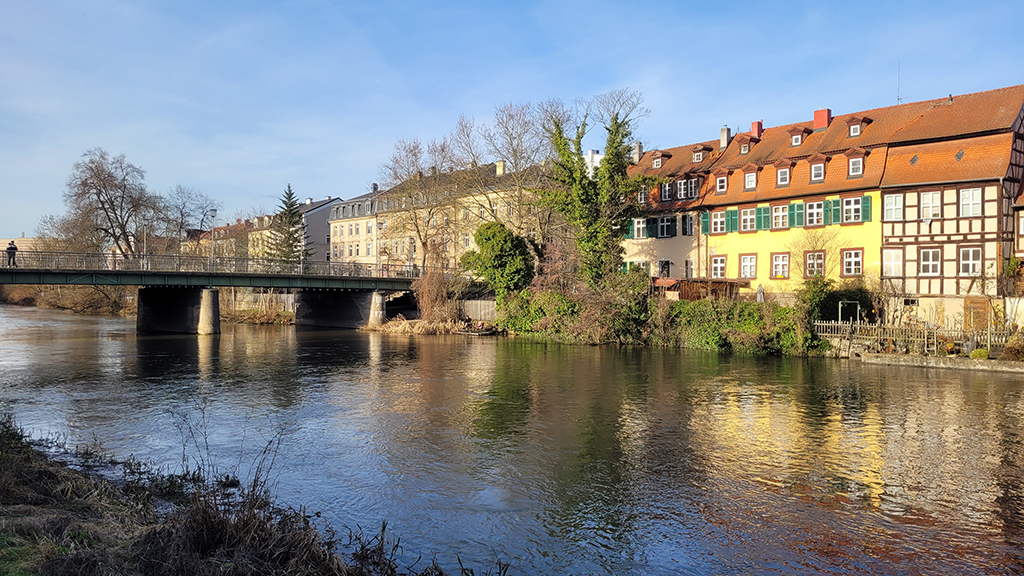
[6,241,16,267]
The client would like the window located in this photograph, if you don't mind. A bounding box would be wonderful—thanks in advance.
[772,253,789,278]
[959,247,982,276]
[637,190,648,203]
[920,191,941,219]
[633,218,648,239]
[883,249,903,277]
[843,197,862,223]
[777,168,790,186]
[716,176,728,193]
[685,259,694,278]
[806,202,824,226]
[741,255,757,278]
[681,214,694,236]
[772,205,788,228]
[811,163,825,181]
[677,178,698,199]
[740,143,749,154]
[711,212,726,234]
[658,216,674,237]
[354,243,360,257]
[711,256,726,279]
[920,248,941,276]
[658,260,671,277]
[463,234,470,248]
[367,243,372,256]
[741,208,756,231]
[842,249,863,276]
[355,223,360,236]
[791,135,802,147]
[693,152,703,163]
[332,224,338,238]
[744,172,757,190]
[660,183,672,201]
[849,124,861,137]
[884,194,903,221]
[653,158,662,169]
[348,224,353,236]
[848,157,863,177]
[805,251,824,277]
[960,188,982,217]
[347,244,353,257]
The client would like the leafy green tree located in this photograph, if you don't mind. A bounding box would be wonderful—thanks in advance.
[269,184,310,262]
[461,222,534,298]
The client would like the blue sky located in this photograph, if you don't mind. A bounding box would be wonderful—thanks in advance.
[2,0,1022,238]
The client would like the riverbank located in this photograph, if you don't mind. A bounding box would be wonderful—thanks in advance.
[859,352,1024,373]
[0,414,504,576]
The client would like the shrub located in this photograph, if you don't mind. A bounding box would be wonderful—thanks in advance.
[1000,332,1024,361]
[970,348,990,360]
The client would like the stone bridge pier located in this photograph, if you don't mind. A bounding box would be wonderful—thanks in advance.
[137,287,220,335]
[294,290,385,329]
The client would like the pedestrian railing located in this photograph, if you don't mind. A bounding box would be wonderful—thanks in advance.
[2,250,440,281]
[813,320,1012,355]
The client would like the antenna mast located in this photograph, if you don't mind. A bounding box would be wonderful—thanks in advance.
[897,62,903,104]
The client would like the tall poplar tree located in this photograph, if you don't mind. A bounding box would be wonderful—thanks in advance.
[269,184,311,262]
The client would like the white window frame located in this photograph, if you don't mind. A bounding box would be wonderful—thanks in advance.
[843,197,862,223]
[653,158,662,169]
[772,205,788,228]
[740,255,757,278]
[711,256,726,279]
[633,218,647,239]
[884,194,903,221]
[791,135,802,146]
[920,248,941,276]
[660,183,672,201]
[960,188,982,217]
[637,190,648,204]
[716,176,728,193]
[676,180,686,199]
[711,212,726,234]
[740,143,749,154]
[883,249,903,277]
[658,216,674,238]
[920,191,941,219]
[693,152,703,163]
[772,254,789,278]
[681,214,694,236]
[806,202,824,226]
[805,252,824,277]
[777,168,790,186]
[849,157,863,177]
[740,208,756,231]
[687,179,698,198]
[849,124,861,137]
[842,249,863,276]
[744,172,757,190]
[959,247,982,276]
[811,163,825,181]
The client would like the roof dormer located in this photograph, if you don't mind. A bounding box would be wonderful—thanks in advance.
[691,144,712,164]
[734,133,760,155]
[788,126,812,147]
[652,149,671,169]
[846,115,872,138]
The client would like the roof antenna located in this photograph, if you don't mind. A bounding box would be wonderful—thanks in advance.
[896,62,903,104]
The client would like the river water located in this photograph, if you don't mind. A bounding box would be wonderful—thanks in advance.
[1,305,1023,575]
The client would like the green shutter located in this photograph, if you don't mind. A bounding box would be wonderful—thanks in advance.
[831,200,842,225]
[668,216,678,237]
[861,195,872,222]
[647,218,658,238]
[726,209,739,233]
[623,220,634,239]
[622,262,628,273]
[823,200,832,225]
[700,211,710,234]
[756,206,769,230]
[793,203,805,227]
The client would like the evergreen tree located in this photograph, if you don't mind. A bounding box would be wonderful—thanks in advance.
[270,184,311,262]
[460,222,534,299]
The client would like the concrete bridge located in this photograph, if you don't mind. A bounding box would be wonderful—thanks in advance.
[0,251,427,334]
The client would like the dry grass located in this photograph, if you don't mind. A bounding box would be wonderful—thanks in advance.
[1000,331,1024,361]
[378,315,469,335]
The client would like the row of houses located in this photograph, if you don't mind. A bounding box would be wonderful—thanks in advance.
[322,84,1024,328]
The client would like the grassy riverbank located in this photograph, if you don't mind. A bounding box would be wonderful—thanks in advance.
[0,413,507,576]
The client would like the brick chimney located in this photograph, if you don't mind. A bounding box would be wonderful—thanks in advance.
[751,120,763,139]
[632,141,643,163]
[814,108,832,131]
[495,160,506,176]
[720,126,732,149]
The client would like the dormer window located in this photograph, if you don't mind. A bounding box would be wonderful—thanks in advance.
[693,152,703,163]
[777,168,790,186]
[791,135,802,147]
[653,158,662,169]
[811,163,825,181]
[849,124,861,137]
[849,157,863,177]
[744,172,756,190]
[716,176,728,193]
[740,143,749,155]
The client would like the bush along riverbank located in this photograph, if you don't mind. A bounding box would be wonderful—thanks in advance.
[0,413,508,576]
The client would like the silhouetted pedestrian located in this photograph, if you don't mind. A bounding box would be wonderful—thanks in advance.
[5,241,16,267]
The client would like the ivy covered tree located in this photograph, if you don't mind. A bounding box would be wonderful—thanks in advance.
[460,222,534,299]
[269,184,311,262]
[541,91,654,289]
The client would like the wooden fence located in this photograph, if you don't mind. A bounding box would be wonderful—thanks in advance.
[813,321,1013,355]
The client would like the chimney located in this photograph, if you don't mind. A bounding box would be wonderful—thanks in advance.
[814,108,832,131]
[720,126,732,149]
[305,197,313,204]
[372,183,378,192]
[495,160,506,176]
[751,120,763,139]
[632,141,643,163]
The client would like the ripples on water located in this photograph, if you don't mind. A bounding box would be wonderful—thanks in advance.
[2,305,1024,574]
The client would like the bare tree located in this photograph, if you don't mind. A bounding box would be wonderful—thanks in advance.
[787,227,848,280]
[63,148,160,257]
[160,184,222,255]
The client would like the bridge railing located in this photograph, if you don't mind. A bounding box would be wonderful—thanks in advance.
[5,250,441,281]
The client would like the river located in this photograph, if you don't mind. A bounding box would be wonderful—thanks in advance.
[1,305,1023,575]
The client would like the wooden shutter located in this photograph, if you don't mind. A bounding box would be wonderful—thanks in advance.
[700,211,710,234]
[646,218,658,238]
[792,203,805,227]
[668,216,678,237]
[831,200,842,225]
[623,220,634,239]
[823,200,832,225]
[726,209,739,233]
[861,195,872,222]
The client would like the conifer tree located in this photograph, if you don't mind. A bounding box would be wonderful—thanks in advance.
[269,184,311,262]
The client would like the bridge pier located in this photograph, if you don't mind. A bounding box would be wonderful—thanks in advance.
[295,290,385,329]
[137,287,221,335]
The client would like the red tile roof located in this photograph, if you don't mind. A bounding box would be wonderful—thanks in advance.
[880,133,1014,188]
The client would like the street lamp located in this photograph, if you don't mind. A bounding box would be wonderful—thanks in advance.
[206,209,218,271]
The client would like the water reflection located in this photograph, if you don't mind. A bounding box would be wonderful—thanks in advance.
[3,305,1024,574]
